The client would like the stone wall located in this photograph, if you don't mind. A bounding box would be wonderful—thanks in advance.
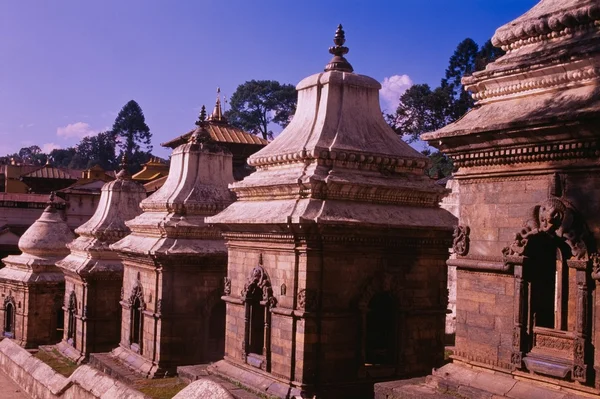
[0,339,147,399]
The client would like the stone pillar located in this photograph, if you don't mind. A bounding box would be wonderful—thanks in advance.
[56,163,145,363]
[0,197,75,348]
[207,26,456,399]
[110,123,233,378]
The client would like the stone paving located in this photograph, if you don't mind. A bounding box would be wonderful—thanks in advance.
[0,370,29,399]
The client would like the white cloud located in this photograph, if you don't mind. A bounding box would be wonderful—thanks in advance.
[380,74,413,113]
[42,143,61,153]
[56,122,97,139]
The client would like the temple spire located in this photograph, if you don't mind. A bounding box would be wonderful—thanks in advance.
[208,87,227,123]
[324,24,353,73]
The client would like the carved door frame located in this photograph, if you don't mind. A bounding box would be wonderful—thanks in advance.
[503,197,595,384]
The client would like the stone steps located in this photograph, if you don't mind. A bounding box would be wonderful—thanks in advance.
[89,352,144,385]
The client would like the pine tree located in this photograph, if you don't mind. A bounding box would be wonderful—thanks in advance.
[111,100,152,161]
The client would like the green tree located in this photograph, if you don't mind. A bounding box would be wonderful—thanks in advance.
[49,148,76,168]
[111,100,152,165]
[70,131,117,170]
[225,80,297,140]
[388,37,505,177]
[389,84,455,143]
[18,145,47,165]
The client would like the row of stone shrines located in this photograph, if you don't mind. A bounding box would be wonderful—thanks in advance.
[0,27,456,399]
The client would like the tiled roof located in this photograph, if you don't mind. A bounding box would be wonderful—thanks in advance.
[21,166,80,180]
[0,193,66,204]
[161,123,268,149]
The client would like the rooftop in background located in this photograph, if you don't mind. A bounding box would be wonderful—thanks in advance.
[162,88,267,149]
[132,156,169,183]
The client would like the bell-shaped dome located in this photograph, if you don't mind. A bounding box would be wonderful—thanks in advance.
[57,164,146,277]
[17,203,74,258]
[111,120,234,257]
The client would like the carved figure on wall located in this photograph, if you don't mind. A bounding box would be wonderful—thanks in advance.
[503,197,592,261]
[452,225,470,256]
[241,263,276,308]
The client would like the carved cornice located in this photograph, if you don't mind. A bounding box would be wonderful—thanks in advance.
[234,182,442,207]
[492,3,600,51]
[451,140,600,169]
[469,62,600,104]
[249,148,426,171]
[222,231,451,250]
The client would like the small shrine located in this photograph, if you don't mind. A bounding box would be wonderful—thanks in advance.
[55,158,146,363]
[109,108,233,377]
[207,26,456,398]
[0,194,75,348]
[420,0,600,394]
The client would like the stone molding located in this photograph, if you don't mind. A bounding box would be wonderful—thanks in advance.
[469,61,600,104]
[451,140,600,169]
[492,1,600,50]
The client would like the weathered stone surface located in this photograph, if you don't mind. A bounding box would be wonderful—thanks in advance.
[207,27,455,398]
[0,198,75,348]
[109,127,232,377]
[421,0,600,395]
[0,339,146,399]
[56,164,145,363]
[173,379,235,399]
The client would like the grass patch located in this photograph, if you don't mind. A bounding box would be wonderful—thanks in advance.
[133,377,187,399]
[33,349,78,377]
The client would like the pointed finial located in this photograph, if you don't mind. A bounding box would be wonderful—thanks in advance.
[195,105,207,127]
[324,24,354,73]
[49,191,55,203]
[208,87,227,123]
[116,153,130,180]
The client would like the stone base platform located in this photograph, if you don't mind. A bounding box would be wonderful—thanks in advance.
[209,359,304,398]
[89,352,146,385]
[375,362,596,399]
[177,364,210,383]
[54,341,86,364]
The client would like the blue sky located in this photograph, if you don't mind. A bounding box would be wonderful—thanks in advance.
[0,0,537,159]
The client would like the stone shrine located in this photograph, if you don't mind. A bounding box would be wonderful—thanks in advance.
[421,0,600,395]
[0,195,75,348]
[108,113,233,377]
[55,159,146,363]
[207,25,456,398]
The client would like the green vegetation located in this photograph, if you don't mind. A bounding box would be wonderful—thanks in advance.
[133,377,187,399]
[33,348,78,377]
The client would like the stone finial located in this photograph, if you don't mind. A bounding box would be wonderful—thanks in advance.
[324,24,354,73]
[195,105,208,127]
[116,153,130,180]
[49,191,55,203]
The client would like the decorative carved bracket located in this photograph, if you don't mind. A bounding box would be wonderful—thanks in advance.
[452,225,470,256]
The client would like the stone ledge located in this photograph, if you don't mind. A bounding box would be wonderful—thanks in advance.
[376,362,597,399]
[0,339,147,399]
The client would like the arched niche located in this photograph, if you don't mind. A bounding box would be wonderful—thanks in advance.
[503,197,596,385]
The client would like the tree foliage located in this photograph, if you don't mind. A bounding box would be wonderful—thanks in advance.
[225,80,297,140]
[111,100,152,159]
[387,37,505,178]
[70,131,117,170]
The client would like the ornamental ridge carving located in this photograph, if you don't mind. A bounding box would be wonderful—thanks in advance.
[502,197,592,261]
[297,289,317,312]
[452,225,470,256]
[3,294,15,308]
[241,261,277,308]
[223,277,231,296]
